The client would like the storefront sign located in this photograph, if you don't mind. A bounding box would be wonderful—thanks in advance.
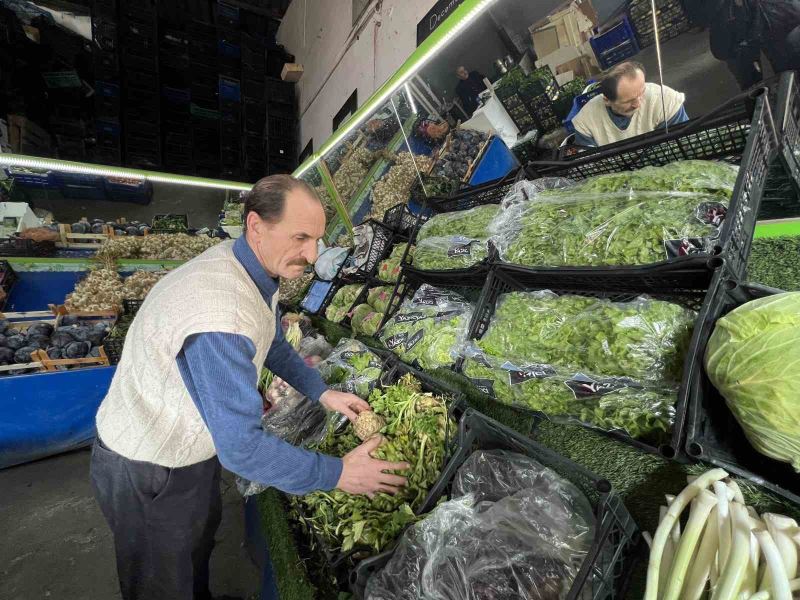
[416,0,465,46]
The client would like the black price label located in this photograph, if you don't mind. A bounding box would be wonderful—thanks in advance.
[470,377,495,397]
[664,238,707,259]
[384,332,408,350]
[697,201,727,227]
[395,312,428,324]
[447,242,473,257]
[564,373,641,399]
[434,309,460,322]
[340,351,357,360]
[501,361,557,385]
[405,329,424,351]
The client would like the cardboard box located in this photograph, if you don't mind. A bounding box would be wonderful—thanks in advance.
[281,63,304,82]
[7,115,52,156]
[532,26,560,58]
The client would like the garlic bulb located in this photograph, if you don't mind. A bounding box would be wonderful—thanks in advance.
[65,268,124,312]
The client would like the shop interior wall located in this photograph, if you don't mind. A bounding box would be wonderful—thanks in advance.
[277,0,435,155]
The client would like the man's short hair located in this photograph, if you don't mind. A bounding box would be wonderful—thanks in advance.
[599,61,646,101]
[243,174,318,230]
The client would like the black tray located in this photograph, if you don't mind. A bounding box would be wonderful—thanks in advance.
[526,90,778,281]
[380,203,420,236]
[0,238,57,258]
[351,408,640,600]
[682,271,800,504]
[463,266,709,459]
[775,71,800,193]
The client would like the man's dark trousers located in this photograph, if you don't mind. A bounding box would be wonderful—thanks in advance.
[90,437,222,600]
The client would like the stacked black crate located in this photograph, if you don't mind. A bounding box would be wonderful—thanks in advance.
[217,2,243,180]
[90,0,122,164]
[266,77,297,175]
[37,18,93,161]
[159,27,192,174]
[242,33,267,182]
[119,0,160,169]
[628,0,690,49]
[188,20,220,178]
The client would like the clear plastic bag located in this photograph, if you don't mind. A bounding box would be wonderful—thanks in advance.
[460,343,676,441]
[413,236,489,271]
[378,243,412,283]
[365,450,595,600]
[417,204,501,241]
[342,221,377,275]
[379,284,474,370]
[324,283,363,323]
[314,245,350,280]
[367,286,393,314]
[317,338,383,398]
[478,290,695,386]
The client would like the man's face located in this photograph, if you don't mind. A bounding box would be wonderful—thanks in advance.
[606,70,646,117]
[247,187,326,280]
[456,67,469,80]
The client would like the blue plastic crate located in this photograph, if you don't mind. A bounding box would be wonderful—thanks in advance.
[218,39,241,60]
[51,172,107,200]
[218,77,241,102]
[6,168,55,189]
[95,80,120,98]
[589,16,640,70]
[104,177,153,205]
[162,86,191,105]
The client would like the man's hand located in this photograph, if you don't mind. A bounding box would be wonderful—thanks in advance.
[320,389,370,423]
[337,435,410,497]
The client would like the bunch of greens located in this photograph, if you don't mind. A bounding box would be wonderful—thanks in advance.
[296,374,453,553]
[479,291,695,386]
[349,286,395,336]
[417,204,500,241]
[377,243,412,283]
[324,283,363,323]
[461,344,675,442]
[494,160,738,267]
[317,339,383,399]
[412,236,489,271]
[379,285,473,370]
[151,214,188,232]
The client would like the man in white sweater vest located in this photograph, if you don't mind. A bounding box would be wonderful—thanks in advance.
[90,175,410,600]
[572,60,689,147]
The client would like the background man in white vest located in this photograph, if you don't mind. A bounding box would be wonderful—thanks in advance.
[89,175,410,600]
[572,61,689,147]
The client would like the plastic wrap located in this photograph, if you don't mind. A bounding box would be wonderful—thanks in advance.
[379,284,474,370]
[412,236,489,271]
[367,286,393,314]
[461,344,675,441]
[315,246,350,280]
[378,243,413,283]
[365,450,595,600]
[342,222,377,275]
[417,204,501,241]
[479,290,695,386]
[324,283,363,323]
[317,338,383,398]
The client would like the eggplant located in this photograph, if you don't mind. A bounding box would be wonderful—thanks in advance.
[47,347,63,360]
[92,223,106,234]
[88,346,101,358]
[87,329,107,345]
[6,335,26,350]
[125,226,139,236]
[28,334,51,349]
[0,319,8,334]
[0,337,8,348]
[71,222,89,234]
[26,323,54,337]
[50,330,75,347]
[14,346,37,363]
[0,347,14,364]
[67,326,91,342]
[64,341,91,359]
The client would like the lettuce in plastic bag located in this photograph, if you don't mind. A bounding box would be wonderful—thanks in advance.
[705,292,800,470]
[379,284,473,370]
[412,236,489,271]
[417,204,500,241]
[317,338,383,399]
[325,283,363,323]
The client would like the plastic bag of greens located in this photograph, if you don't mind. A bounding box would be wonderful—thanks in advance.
[353,308,384,336]
[461,343,675,441]
[379,284,473,370]
[492,186,730,267]
[478,290,695,387]
[412,235,489,271]
[365,450,594,600]
[377,243,412,283]
[417,204,500,241]
[324,283,363,323]
[317,338,383,398]
[367,286,393,313]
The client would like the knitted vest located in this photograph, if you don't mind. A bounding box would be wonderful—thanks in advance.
[96,241,277,467]
[572,83,685,146]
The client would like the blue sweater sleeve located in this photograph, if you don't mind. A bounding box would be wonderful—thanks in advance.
[176,332,342,495]
[573,129,597,147]
[267,309,328,402]
[657,104,689,129]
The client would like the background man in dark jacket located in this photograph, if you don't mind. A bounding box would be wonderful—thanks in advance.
[455,65,488,117]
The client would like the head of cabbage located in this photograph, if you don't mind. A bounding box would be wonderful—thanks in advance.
[705,292,800,471]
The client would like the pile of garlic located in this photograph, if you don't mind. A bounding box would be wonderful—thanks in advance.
[97,234,221,261]
[368,152,433,221]
[65,268,124,312]
[121,270,167,300]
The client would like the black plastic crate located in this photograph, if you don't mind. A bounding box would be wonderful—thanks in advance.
[352,220,397,278]
[0,240,56,258]
[775,71,800,192]
[91,17,118,52]
[381,203,419,235]
[466,265,711,458]
[267,114,296,140]
[292,359,465,587]
[265,77,294,107]
[526,90,778,281]
[93,51,120,80]
[91,0,116,18]
[425,168,524,213]
[351,408,640,600]
[682,271,799,504]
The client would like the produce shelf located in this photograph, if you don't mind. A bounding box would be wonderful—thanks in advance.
[462,266,709,459]
[682,269,800,505]
[526,89,778,281]
[351,409,640,599]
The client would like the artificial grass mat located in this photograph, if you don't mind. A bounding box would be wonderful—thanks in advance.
[258,320,800,599]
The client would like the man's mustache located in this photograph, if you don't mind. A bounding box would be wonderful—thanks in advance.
[288,259,309,267]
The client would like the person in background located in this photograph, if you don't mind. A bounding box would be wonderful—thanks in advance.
[572,61,689,147]
[455,65,488,117]
[90,175,410,600]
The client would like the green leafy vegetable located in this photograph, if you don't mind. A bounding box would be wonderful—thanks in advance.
[747,236,800,291]
[417,204,500,241]
[324,284,363,323]
[412,236,489,271]
[378,243,412,283]
[479,291,695,386]
[705,292,800,470]
[295,374,453,553]
[317,338,382,399]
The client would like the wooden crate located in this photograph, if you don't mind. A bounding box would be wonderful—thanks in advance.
[56,223,116,249]
[31,346,111,371]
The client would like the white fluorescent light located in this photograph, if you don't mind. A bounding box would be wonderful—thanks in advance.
[0,154,253,191]
[296,0,498,176]
[405,83,418,114]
